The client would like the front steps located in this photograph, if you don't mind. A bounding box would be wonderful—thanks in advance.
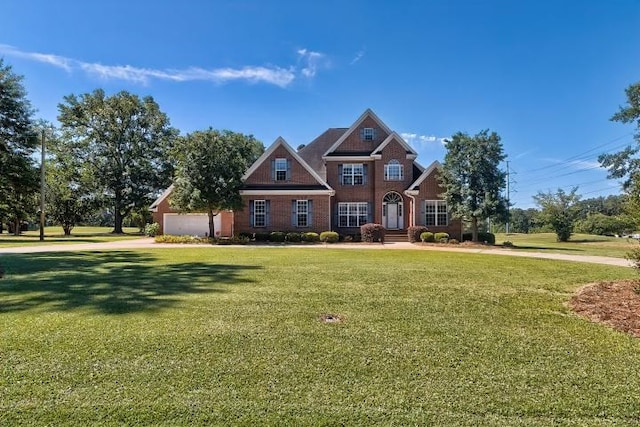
[384,230,408,243]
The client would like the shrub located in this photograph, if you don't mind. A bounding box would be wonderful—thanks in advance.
[320,231,339,243]
[302,232,320,242]
[420,231,434,242]
[254,232,270,242]
[285,232,302,242]
[448,239,459,244]
[269,231,286,242]
[238,232,254,240]
[155,235,210,244]
[434,232,449,243]
[216,235,249,245]
[462,232,496,245]
[144,222,161,237]
[360,223,386,243]
[503,240,514,248]
[407,226,428,243]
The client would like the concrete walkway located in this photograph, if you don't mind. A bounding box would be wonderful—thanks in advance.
[0,238,632,267]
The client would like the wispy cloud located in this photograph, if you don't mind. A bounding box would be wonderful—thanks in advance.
[350,49,365,65]
[0,44,316,88]
[401,132,449,146]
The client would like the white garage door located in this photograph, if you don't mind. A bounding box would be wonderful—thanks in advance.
[163,213,220,237]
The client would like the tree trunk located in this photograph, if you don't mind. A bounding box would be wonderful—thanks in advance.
[63,223,72,236]
[13,218,21,236]
[208,210,216,240]
[471,216,479,242]
[113,192,124,234]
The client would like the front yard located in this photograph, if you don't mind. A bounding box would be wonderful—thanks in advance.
[1,247,639,425]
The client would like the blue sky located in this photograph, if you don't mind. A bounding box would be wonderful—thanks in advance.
[2,0,639,208]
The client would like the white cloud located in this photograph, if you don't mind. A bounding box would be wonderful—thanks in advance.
[401,132,449,146]
[0,44,309,88]
[350,50,365,65]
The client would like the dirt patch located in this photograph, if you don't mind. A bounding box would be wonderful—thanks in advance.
[319,314,343,323]
[568,280,640,338]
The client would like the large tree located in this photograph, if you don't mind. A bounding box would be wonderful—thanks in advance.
[439,129,507,241]
[58,89,178,233]
[534,188,581,242]
[171,129,263,238]
[0,58,38,234]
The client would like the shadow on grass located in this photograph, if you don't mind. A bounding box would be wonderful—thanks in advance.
[0,251,260,314]
[505,245,583,252]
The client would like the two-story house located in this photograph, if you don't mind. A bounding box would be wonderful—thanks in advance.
[152,109,462,239]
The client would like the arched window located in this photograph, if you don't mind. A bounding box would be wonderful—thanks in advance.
[383,192,403,203]
[384,159,404,181]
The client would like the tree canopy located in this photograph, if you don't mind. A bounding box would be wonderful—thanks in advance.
[57,89,178,233]
[534,188,581,242]
[170,129,263,238]
[439,129,507,241]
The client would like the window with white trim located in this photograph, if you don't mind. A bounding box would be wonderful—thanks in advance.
[274,158,287,181]
[338,202,368,227]
[363,127,375,141]
[342,163,364,185]
[295,200,309,227]
[425,200,448,226]
[254,200,267,227]
[384,159,404,181]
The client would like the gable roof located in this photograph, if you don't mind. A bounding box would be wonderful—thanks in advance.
[242,136,333,190]
[298,128,348,177]
[150,184,174,212]
[408,160,442,191]
[322,109,393,157]
[372,131,418,158]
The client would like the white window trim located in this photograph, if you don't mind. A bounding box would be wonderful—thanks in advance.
[254,200,267,227]
[275,158,287,181]
[342,163,364,185]
[425,200,448,226]
[384,162,404,181]
[296,199,309,228]
[338,202,368,227]
[363,127,375,141]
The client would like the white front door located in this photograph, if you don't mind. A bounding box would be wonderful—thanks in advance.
[387,204,398,229]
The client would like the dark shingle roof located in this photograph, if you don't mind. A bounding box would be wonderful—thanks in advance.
[297,128,348,178]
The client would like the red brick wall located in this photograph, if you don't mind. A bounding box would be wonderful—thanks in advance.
[373,138,413,225]
[234,195,332,233]
[332,116,389,153]
[244,145,319,186]
[414,170,463,239]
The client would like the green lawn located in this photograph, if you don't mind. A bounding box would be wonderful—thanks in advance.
[0,226,143,248]
[494,232,638,258]
[1,247,639,425]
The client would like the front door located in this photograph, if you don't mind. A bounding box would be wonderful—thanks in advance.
[387,203,398,229]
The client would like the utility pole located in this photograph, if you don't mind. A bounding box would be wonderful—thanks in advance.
[39,129,45,241]
[506,161,510,235]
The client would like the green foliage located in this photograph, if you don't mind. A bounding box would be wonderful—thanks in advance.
[575,213,636,236]
[254,232,270,242]
[503,240,514,248]
[360,223,385,243]
[269,231,286,242]
[154,235,210,244]
[439,129,507,241]
[285,232,302,242]
[407,226,428,243]
[534,188,581,242]
[144,222,161,237]
[448,239,459,244]
[302,232,320,242]
[420,231,435,242]
[319,231,339,243]
[57,89,178,233]
[462,232,496,245]
[434,232,449,242]
[238,232,254,240]
[170,129,263,238]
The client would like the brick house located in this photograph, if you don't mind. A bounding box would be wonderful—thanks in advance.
[152,109,462,239]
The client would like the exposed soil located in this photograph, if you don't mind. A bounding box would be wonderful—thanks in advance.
[568,280,640,338]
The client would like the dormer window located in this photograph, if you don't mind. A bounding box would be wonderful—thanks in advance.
[361,127,376,141]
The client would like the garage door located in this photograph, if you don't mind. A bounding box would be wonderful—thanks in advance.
[163,213,220,237]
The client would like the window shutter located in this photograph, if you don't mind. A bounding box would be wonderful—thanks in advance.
[249,201,255,227]
[286,159,292,181]
[372,128,377,140]
[291,200,297,227]
[334,206,339,230]
[270,160,276,180]
[359,128,365,140]
[367,202,373,223]
[363,164,368,184]
[419,200,426,226]
[338,165,344,185]
[308,200,313,227]
[266,200,271,227]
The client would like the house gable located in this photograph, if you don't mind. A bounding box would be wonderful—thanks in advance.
[372,132,418,160]
[242,137,333,193]
[407,161,441,193]
[322,109,392,158]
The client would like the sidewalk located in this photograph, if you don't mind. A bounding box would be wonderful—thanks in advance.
[0,238,632,268]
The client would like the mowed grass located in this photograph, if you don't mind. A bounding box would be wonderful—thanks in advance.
[1,247,639,425]
[495,232,639,258]
[0,226,143,248]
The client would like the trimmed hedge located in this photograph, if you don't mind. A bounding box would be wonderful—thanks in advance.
[434,232,449,243]
[407,226,428,243]
[462,232,496,245]
[320,231,339,243]
[254,232,270,242]
[285,232,302,242]
[144,222,161,237]
[302,232,320,242]
[270,231,286,242]
[360,223,386,243]
[420,231,435,242]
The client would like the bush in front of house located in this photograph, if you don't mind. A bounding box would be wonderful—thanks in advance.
[420,231,435,243]
[320,231,339,243]
[462,232,496,245]
[302,232,320,242]
[360,223,386,243]
[254,232,270,242]
[238,232,254,241]
[407,226,428,243]
[155,235,210,244]
[434,232,449,243]
[269,231,286,242]
[285,232,302,242]
[145,222,161,237]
